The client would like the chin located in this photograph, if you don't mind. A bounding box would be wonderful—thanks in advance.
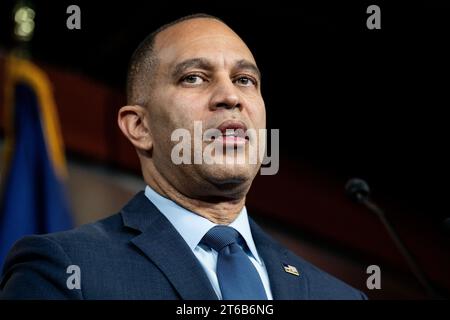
[201,163,259,192]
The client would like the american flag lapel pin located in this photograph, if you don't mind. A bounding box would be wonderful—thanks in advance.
[283,264,300,276]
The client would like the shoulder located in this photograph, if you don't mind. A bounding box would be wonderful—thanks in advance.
[285,249,368,300]
[250,219,367,300]
[0,213,124,299]
[39,212,126,249]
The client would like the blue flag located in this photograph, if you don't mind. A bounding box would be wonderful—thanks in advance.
[0,56,73,268]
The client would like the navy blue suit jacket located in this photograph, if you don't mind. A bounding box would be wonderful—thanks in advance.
[0,192,367,299]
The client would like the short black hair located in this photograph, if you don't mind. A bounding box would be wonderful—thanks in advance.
[126,13,224,106]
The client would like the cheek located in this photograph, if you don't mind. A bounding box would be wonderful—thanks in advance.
[157,90,209,134]
[173,90,212,122]
[245,95,266,129]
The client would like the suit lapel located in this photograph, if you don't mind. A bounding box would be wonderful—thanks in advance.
[121,192,218,300]
[120,192,308,300]
[250,219,309,300]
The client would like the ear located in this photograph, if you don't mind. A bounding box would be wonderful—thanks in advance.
[117,105,153,152]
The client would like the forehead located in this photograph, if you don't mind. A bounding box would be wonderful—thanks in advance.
[153,18,257,68]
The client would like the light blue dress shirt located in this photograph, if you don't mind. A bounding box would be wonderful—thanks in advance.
[144,185,273,300]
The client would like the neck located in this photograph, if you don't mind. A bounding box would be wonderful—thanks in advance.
[143,163,246,225]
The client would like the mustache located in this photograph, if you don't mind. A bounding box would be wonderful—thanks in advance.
[205,117,250,132]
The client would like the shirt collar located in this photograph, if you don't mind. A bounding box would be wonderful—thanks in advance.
[144,185,262,265]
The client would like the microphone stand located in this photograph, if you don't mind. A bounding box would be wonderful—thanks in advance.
[348,179,443,299]
[360,196,441,299]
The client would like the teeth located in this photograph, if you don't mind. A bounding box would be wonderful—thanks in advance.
[224,132,237,136]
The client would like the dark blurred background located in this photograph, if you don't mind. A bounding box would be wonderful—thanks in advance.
[0,0,449,299]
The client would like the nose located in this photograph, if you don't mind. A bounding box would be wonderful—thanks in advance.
[209,76,241,111]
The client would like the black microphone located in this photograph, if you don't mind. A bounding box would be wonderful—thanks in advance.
[345,178,370,203]
[345,178,442,299]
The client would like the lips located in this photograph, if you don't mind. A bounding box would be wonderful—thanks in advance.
[217,120,248,136]
[215,120,249,145]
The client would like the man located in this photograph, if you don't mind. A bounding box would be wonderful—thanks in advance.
[0,14,367,299]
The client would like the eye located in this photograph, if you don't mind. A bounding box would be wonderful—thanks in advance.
[181,74,205,85]
[234,76,257,87]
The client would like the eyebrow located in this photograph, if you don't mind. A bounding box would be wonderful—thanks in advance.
[171,58,213,79]
[234,59,261,81]
[171,58,261,80]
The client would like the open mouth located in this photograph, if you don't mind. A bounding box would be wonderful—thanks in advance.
[214,120,249,145]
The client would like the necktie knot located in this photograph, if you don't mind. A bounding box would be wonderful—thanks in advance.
[200,225,267,300]
[201,225,240,252]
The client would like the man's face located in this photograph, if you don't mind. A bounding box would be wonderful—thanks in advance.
[146,18,266,198]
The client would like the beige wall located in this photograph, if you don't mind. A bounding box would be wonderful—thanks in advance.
[66,160,145,226]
